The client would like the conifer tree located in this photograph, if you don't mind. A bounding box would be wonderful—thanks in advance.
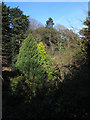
[80,12,90,65]
[16,34,45,96]
[2,2,29,66]
[2,2,11,65]
[10,7,29,66]
[46,17,54,28]
[83,17,90,64]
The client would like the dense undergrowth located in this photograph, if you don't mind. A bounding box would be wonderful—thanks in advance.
[2,35,90,120]
[2,64,90,119]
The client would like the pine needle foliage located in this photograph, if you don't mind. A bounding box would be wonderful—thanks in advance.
[16,34,46,96]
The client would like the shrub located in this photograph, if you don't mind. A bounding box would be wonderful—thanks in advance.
[10,75,25,96]
[37,42,61,86]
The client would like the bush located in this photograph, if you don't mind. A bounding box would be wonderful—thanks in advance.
[10,75,25,96]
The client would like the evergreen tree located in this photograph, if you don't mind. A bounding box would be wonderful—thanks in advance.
[80,13,90,65]
[2,2,29,66]
[84,18,90,65]
[2,2,11,66]
[10,7,29,66]
[16,34,45,96]
[46,17,54,28]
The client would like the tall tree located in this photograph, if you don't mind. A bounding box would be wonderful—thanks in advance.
[46,17,54,28]
[10,7,29,66]
[80,11,90,65]
[84,18,90,64]
[2,2,11,66]
[2,2,29,66]
[16,34,45,96]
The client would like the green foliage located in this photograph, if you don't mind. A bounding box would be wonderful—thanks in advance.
[10,7,29,41]
[2,2,29,66]
[2,2,11,65]
[28,26,80,54]
[37,42,51,77]
[3,4,90,120]
[37,42,60,84]
[10,6,29,66]
[10,75,36,99]
[46,17,54,28]
[72,47,87,65]
[10,75,25,96]
[80,17,90,65]
[16,34,46,96]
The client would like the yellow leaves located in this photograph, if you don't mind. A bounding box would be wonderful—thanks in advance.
[37,42,46,53]
[37,42,46,61]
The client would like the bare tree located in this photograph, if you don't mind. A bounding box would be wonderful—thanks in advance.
[29,17,44,30]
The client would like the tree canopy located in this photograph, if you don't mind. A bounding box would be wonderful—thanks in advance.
[46,17,54,28]
[2,2,29,66]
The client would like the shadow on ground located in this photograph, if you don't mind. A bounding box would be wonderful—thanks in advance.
[2,63,90,120]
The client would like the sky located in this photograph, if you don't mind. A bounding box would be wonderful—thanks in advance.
[5,2,88,33]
